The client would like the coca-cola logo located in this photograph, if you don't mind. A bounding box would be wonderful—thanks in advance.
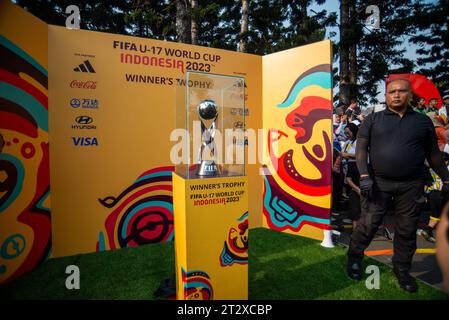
[70,80,97,89]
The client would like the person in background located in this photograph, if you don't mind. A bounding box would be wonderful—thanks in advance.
[442,94,449,110]
[419,152,449,243]
[344,124,361,229]
[332,147,344,213]
[436,202,449,292]
[427,98,439,113]
[341,123,358,164]
[345,99,361,120]
[333,109,343,133]
[427,112,447,151]
[414,97,427,114]
[332,108,345,213]
[340,123,358,199]
[347,78,449,293]
[334,107,348,145]
[438,94,449,126]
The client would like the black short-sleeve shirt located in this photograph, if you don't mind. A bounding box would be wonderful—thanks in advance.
[357,107,437,180]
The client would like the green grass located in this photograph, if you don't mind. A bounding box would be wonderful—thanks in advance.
[249,228,447,300]
[1,241,175,300]
[1,228,448,300]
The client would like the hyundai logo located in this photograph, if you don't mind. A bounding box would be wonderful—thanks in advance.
[75,116,93,124]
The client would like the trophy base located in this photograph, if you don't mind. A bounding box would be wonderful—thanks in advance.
[197,161,218,177]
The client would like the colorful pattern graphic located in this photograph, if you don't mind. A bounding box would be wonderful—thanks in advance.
[98,166,174,250]
[0,35,51,286]
[264,64,332,234]
[181,267,214,300]
[219,212,248,266]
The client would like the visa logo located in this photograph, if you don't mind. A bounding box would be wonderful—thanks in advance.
[72,137,99,146]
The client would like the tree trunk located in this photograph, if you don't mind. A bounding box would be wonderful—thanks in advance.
[191,0,198,45]
[339,0,350,105]
[176,0,191,43]
[301,0,308,33]
[240,0,249,52]
[349,0,357,99]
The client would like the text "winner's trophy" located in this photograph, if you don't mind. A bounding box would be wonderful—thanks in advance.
[197,99,218,176]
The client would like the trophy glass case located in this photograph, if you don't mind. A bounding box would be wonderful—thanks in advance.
[175,71,246,179]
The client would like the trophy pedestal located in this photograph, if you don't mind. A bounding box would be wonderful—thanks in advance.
[172,173,249,300]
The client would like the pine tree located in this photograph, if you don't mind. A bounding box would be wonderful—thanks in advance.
[15,0,131,36]
[240,0,249,52]
[410,0,449,91]
[125,0,176,40]
[338,0,419,105]
[176,0,191,43]
[339,0,350,105]
[191,0,198,45]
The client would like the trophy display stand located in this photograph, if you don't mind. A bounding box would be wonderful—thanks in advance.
[173,72,248,300]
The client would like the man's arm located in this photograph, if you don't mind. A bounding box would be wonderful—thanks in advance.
[355,114,372,177]
[426,122,449,181]
[356,137,370,177]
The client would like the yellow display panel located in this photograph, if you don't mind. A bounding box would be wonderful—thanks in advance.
[261,41,333,240]
[48,26,262,257]
[173,173,248,300]
[1,1,333,287]
[0,0,50,286]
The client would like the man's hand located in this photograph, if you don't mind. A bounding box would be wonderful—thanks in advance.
[360,175,374,199]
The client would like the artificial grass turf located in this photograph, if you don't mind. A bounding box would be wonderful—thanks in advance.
[249,229,447,300]
[1,228,448,300]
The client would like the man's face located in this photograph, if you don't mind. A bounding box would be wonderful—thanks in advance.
[386,80,411,110]
[418,98,425,107]
[430,99,438,107]
[444,98,449,105]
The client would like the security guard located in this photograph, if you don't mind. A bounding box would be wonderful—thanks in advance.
[347,78,449,293]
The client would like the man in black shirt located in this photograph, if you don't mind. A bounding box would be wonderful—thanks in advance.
[347,78,449,293]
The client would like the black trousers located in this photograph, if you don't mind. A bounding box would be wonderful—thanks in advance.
[347,176,425,271]
[332,171,343,211]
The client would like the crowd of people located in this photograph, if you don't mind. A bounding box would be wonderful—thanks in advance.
[332,81,449,292]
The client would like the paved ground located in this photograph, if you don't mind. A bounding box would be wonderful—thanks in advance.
[331,199,444,291]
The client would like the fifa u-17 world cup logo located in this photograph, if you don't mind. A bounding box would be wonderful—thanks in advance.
[197,99,218,176]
